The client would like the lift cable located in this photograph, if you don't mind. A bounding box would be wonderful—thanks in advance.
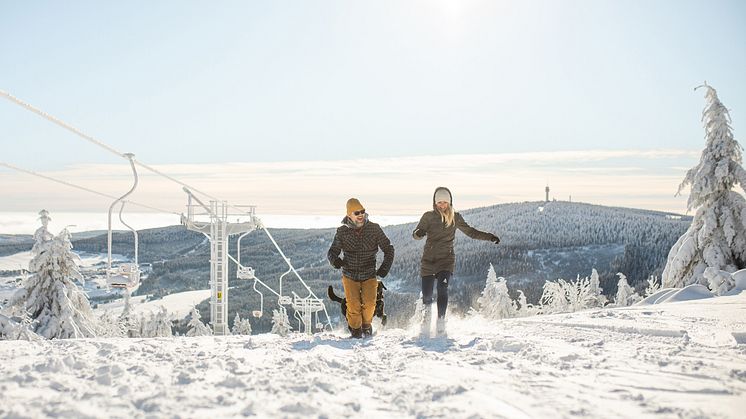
[0,89,246,215]
[0,161,180,215]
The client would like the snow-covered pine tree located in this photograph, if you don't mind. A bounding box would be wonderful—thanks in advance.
[32,209,54,254]
[539,280,569,314]
[703,267,734,296]
[565,275,591,311]
[513,290,537,317]
[186,306,212,337]
[0,314,17,340]
[152,307,173,337]
[270,307,291,336]
[11,224,98,339]
[232,312,252,335]
[137,308,172,338]
[137,312,151,337]
[476,264,515,319]
[644,276,661,297]
[14,310,41,341]
[0,313,41,341]
[662,84,746,290]
[614,273,641,307]
[98,310,126,338]
[119,292,141,338]
[586,268,608,308]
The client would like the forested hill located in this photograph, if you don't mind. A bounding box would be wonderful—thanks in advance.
[1,201,691,331]
[382,201,689,300]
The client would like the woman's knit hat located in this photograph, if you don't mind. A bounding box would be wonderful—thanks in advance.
[433,187,452,204]
[346,198,364,215]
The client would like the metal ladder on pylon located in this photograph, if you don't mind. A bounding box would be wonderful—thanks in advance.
[210,201,229,335]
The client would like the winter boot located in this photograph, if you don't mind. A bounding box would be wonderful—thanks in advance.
[349,327,363,339]
[420,304,432,338]
[362,324,373,337]
[436,317,447,338]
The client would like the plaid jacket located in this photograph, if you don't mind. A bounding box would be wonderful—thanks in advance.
[328,217,395,281]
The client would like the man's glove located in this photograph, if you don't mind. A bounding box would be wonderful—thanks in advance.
[490,234,500,245]
[332,258,344,269]
[413,228,426,239]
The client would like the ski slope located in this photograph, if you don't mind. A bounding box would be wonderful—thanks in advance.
[1,291,745,418]
[94,289,212,318]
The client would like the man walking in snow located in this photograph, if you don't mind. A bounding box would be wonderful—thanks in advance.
[328,198,394,338]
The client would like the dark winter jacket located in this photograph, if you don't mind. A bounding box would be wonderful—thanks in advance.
[413,187,498,276]
[328,216,395,281]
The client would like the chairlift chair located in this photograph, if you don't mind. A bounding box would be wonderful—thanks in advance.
[106,153,141,292]
[237,266,255,280]
[108,263,140,288]
[251,278,264,318]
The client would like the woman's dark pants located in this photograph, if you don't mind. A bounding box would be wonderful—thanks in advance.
[421,271,452,318]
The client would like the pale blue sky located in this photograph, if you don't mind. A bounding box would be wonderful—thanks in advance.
[2,0,744,167]
[0,1,745,220]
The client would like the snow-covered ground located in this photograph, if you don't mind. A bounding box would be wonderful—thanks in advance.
[1,291,745,418]
[0,251,126,272]
[95,289,212,318]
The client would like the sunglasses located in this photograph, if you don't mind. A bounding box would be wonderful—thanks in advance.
[353,209,366,216]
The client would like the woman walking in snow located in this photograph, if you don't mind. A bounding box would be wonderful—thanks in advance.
[413,187,500,337]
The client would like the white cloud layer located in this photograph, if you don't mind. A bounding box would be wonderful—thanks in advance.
[0,149,707,231]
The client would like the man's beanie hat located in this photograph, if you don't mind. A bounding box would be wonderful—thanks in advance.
[346,198,364,215]
[434,188,452,204]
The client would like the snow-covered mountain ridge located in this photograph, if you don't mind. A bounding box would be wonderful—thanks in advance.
[1,289,744,418]
[1,201,692,332]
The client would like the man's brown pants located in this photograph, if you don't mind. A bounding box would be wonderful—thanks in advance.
[342,275,377,329]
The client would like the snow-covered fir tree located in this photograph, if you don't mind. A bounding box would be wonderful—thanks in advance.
[586,269,608,307]
[662,84,746,291]
[614,273,641,307]
[0,313,41,341]
[98,311,126,338]
[32,209,54,253]
[476,264,515,319]
[0,314,17,340]
[232,312,252,335]
[539,280,570,314]
[513,289,537,317]
[139,307,173,338]
[270,307,291,336]
[11,223,98,339]
[186,306,212,337]
[703,267,735,296]
[565,276,591,311]
[119,293,141,338]
[152,307,173,337]
[537,270,609,314]
[644,276,661,297]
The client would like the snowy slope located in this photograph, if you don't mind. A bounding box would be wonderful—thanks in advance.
[0,251,33,272]
[0,251,126,271]
[1,292,745,418]
[94,289,212,318]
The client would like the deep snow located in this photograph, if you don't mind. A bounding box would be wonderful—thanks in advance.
[1,291,745,418]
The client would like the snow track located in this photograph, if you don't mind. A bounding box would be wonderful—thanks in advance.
[2,292,746,418]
